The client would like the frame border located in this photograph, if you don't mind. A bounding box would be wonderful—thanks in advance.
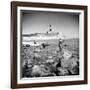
[11,1,88,89]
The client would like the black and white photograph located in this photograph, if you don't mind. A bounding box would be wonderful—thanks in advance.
[21,10,80,78]
[11,1,88,88]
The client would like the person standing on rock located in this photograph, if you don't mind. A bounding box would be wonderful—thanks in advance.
[58,38,63,52]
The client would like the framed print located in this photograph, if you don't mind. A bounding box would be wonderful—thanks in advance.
[11,1,88,89]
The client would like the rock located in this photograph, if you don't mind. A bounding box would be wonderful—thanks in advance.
[63,49,72,60]
[31,65,42,77]
[56,67,69,76]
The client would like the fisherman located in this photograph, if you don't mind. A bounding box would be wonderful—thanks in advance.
[58,38,63,51]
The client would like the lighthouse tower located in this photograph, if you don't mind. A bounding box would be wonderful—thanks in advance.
[49,24,52,32]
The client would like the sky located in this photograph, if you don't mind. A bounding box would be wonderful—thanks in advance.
[21,10,79,39]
